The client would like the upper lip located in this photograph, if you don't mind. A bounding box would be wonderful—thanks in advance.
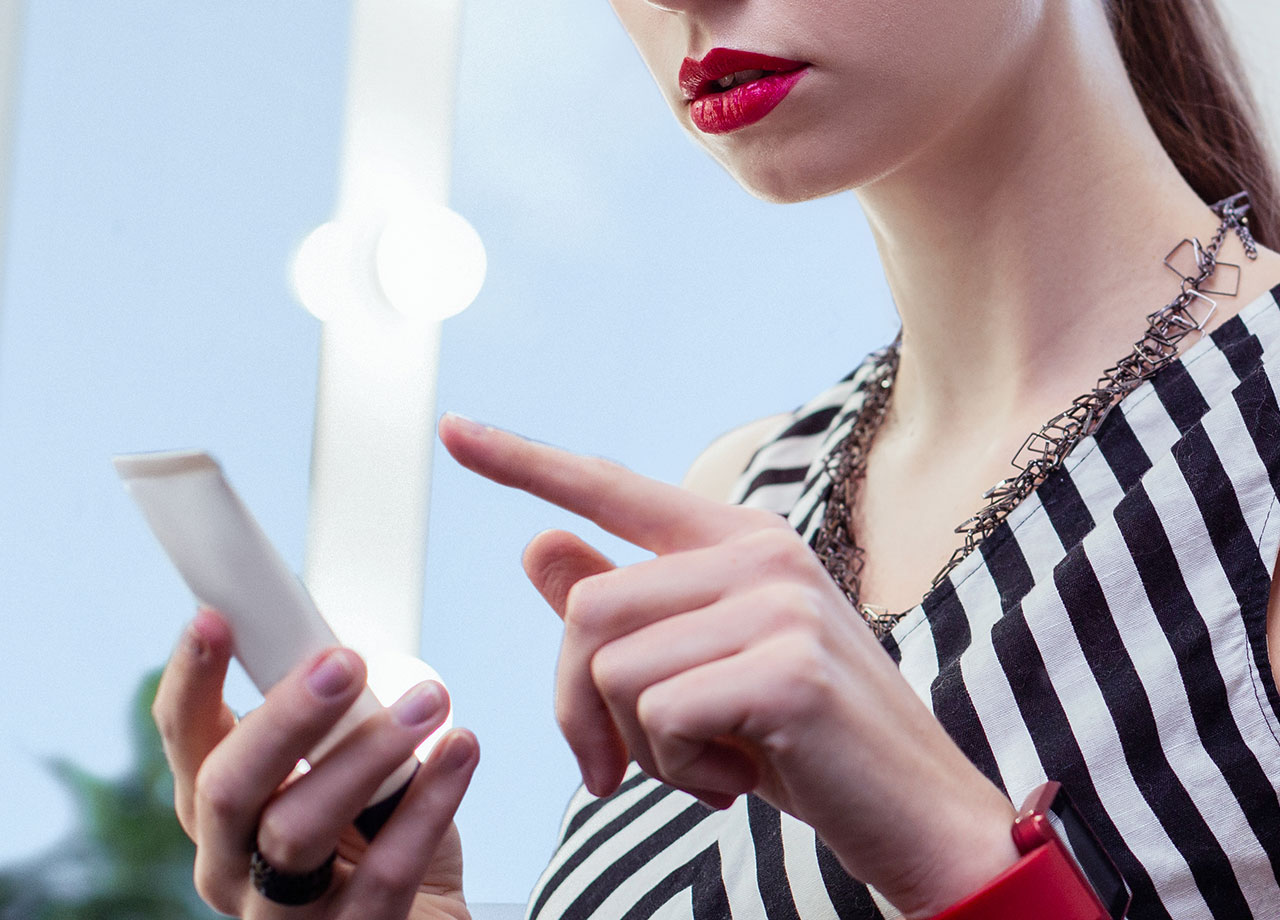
[678,47,808,101]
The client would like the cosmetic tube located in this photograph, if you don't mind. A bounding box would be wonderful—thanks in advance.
[114,449,420,837]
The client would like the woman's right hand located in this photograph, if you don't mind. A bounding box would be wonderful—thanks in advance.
[151,608,480,920]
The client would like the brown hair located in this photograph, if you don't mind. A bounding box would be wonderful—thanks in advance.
[1107,0,1280,249]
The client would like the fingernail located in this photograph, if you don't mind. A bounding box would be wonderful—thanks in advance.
[307,649,358,698]
[392,682,445,726]
[701,792,737,811]
[443,412,486,435]
[440,733,475,771]
[576,757,603,796]
[185,609,223,660]
[183,622,207,659]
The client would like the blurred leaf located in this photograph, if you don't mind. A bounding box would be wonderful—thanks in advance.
[0,668,221,919]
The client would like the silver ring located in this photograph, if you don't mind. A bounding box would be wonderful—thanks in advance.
[250,847,336,906]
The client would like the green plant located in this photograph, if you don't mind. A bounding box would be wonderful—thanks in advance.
[0,669,219,919]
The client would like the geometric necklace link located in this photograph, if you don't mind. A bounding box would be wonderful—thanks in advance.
[814,191,1259,640]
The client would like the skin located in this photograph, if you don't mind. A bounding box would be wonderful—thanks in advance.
[152,0,1280,917]
[609,0,1280,611]
[152,610,478,920]
[439,417,1023,918]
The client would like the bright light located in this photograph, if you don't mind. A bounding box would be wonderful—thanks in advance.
[363,648,453,761]
[375,205,487,323]
[291,221,372,323]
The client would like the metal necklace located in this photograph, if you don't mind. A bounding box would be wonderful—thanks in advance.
[814,191,1259,640]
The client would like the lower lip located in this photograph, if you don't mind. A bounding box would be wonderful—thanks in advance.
[689,68,809,135]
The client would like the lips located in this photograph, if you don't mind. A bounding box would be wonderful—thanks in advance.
[679,48,809,135]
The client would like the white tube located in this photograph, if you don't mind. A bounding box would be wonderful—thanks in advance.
[114,449,420,814]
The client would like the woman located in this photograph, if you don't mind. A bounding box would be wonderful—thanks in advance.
[151,0,1280,917]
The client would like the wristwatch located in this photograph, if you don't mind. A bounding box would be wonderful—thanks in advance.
[929,781,1131,920]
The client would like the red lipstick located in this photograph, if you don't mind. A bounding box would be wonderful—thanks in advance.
[679,48,809,135]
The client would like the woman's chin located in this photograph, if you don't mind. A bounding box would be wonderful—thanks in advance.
[717,155,862,205]
[699,130,904,205]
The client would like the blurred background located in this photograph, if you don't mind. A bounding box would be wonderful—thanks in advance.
[0,0,1274,915]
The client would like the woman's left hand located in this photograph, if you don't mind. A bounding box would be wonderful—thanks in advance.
[439,414,1019,919]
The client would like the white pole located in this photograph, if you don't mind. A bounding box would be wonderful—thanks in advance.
[300,0,468,662]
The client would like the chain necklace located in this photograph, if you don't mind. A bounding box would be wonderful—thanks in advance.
[814,191,1259,640]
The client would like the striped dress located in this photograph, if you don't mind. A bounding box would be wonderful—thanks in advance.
[527,284,1280,920]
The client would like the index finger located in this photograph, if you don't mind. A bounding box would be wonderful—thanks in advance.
[439,414,760,554]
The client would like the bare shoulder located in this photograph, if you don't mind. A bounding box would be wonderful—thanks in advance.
[1267,562,1280,692]
[681,414,793,503]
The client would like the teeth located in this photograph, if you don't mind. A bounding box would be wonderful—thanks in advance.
[715,69,768,90]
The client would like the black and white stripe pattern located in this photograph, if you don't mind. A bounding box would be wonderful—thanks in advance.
[526,285,1280,920]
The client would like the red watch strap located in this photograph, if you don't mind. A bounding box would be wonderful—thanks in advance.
[928,843,1110,920]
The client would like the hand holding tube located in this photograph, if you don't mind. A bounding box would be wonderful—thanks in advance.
[151,609,478,919]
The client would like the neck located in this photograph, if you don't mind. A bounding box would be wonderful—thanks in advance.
[854,0,1239,443]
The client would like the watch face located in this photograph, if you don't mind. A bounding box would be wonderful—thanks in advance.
[1046,787,1132,919]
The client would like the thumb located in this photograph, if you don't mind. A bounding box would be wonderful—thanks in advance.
[522,529,616,618]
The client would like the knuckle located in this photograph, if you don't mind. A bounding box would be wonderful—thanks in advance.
[745,527,810,572]
[741,507,792,531]
[193,762,242,827]
[192,861,239,917]
[589,645,624,699]
[256,809,318,873]
[748,582,827,643]
[774,632,834,712]
[781,627,825,669]
[564,577,609,634]
[151,699,178,743]
[635,685,675,737]
[361,855,416,894]
[772,583,827,630]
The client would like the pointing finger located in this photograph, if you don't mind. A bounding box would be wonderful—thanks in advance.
[439,414,772,554]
